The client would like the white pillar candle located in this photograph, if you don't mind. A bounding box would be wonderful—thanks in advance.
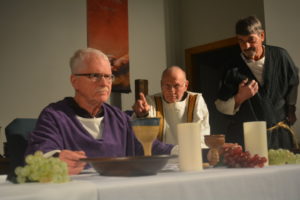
[243,121,269,166]
[177,123,203,171]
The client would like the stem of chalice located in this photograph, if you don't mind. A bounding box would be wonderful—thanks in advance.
[141,142,152,156]
[131,118,160,156]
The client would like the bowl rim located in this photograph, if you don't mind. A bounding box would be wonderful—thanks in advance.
[204,134,225,138]
[80,154,177,163]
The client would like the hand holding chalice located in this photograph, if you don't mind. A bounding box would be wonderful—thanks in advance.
[205,135,225,166]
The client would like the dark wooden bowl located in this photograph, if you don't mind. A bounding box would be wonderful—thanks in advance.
[81,155,177,176]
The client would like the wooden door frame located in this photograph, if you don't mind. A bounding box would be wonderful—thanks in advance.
[185,37,238,91]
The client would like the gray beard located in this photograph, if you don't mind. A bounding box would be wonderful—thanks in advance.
[243,50,256,59]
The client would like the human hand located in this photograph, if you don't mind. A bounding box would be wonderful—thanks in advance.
[59,150,87,175]
[234,79,259,107]
[132,93,150,117]
[206,143,240,160]
[111,54,129,72]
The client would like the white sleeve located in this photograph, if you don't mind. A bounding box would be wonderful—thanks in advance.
[170,145,179,155]
[214,97,240,115]
[43,150,61,158]
[193,94,210,148]
[145,95,157,117]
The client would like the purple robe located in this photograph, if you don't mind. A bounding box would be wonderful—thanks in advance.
[26,97,173,157]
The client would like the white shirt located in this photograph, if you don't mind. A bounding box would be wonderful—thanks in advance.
[241,53,265,85]
[76,116,104,139]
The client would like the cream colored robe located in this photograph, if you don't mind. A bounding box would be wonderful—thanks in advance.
[145,91,210,148]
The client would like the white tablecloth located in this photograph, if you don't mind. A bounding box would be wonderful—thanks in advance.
[0,178,98,200]
[1,163,300,200]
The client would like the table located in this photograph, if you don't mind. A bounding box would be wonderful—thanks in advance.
[1,163,300,200]
[0,176,98,200]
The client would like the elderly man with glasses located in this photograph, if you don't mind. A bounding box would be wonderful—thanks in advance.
[215,16,299,150]
[26,48,174,174]
[132,66,210,152]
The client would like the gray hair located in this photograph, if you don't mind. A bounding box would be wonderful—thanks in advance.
[235,16,264,35]
[69,48,109,74]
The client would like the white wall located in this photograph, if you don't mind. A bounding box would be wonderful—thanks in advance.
[264,0,300,140]
[121,0,168,111]
[0,0,87,154]
[180,0,265,52]
[0,0,168,154]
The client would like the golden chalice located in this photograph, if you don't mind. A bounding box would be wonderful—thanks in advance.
[204,135,225,166]
[131,118,160,156]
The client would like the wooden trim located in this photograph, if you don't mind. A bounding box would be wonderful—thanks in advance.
[185,37,238,91]
[187,94,197,122]
[154,96,164,141]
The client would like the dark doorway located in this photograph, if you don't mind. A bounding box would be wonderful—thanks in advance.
[185,38,240,135]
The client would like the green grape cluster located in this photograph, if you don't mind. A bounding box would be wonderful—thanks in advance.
[15,151,70,183]
[268,149,300,165]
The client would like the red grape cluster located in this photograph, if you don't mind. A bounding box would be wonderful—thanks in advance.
[222,145,267,168]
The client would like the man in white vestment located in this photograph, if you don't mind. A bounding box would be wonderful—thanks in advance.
[132,66,210,149]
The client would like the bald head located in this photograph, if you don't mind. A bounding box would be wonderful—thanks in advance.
[161,66,186,81]
[161,66,188,103]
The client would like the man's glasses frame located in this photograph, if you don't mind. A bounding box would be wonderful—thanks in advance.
[74,73,115,82]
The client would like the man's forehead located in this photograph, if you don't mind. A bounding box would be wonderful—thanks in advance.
[81,59,111,72]
[237,33,259,39]
[162,77,185,83]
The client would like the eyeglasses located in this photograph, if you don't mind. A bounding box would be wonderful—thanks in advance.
[74,73,115,82]
[162,83,185,90]
[237,36,259,45]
